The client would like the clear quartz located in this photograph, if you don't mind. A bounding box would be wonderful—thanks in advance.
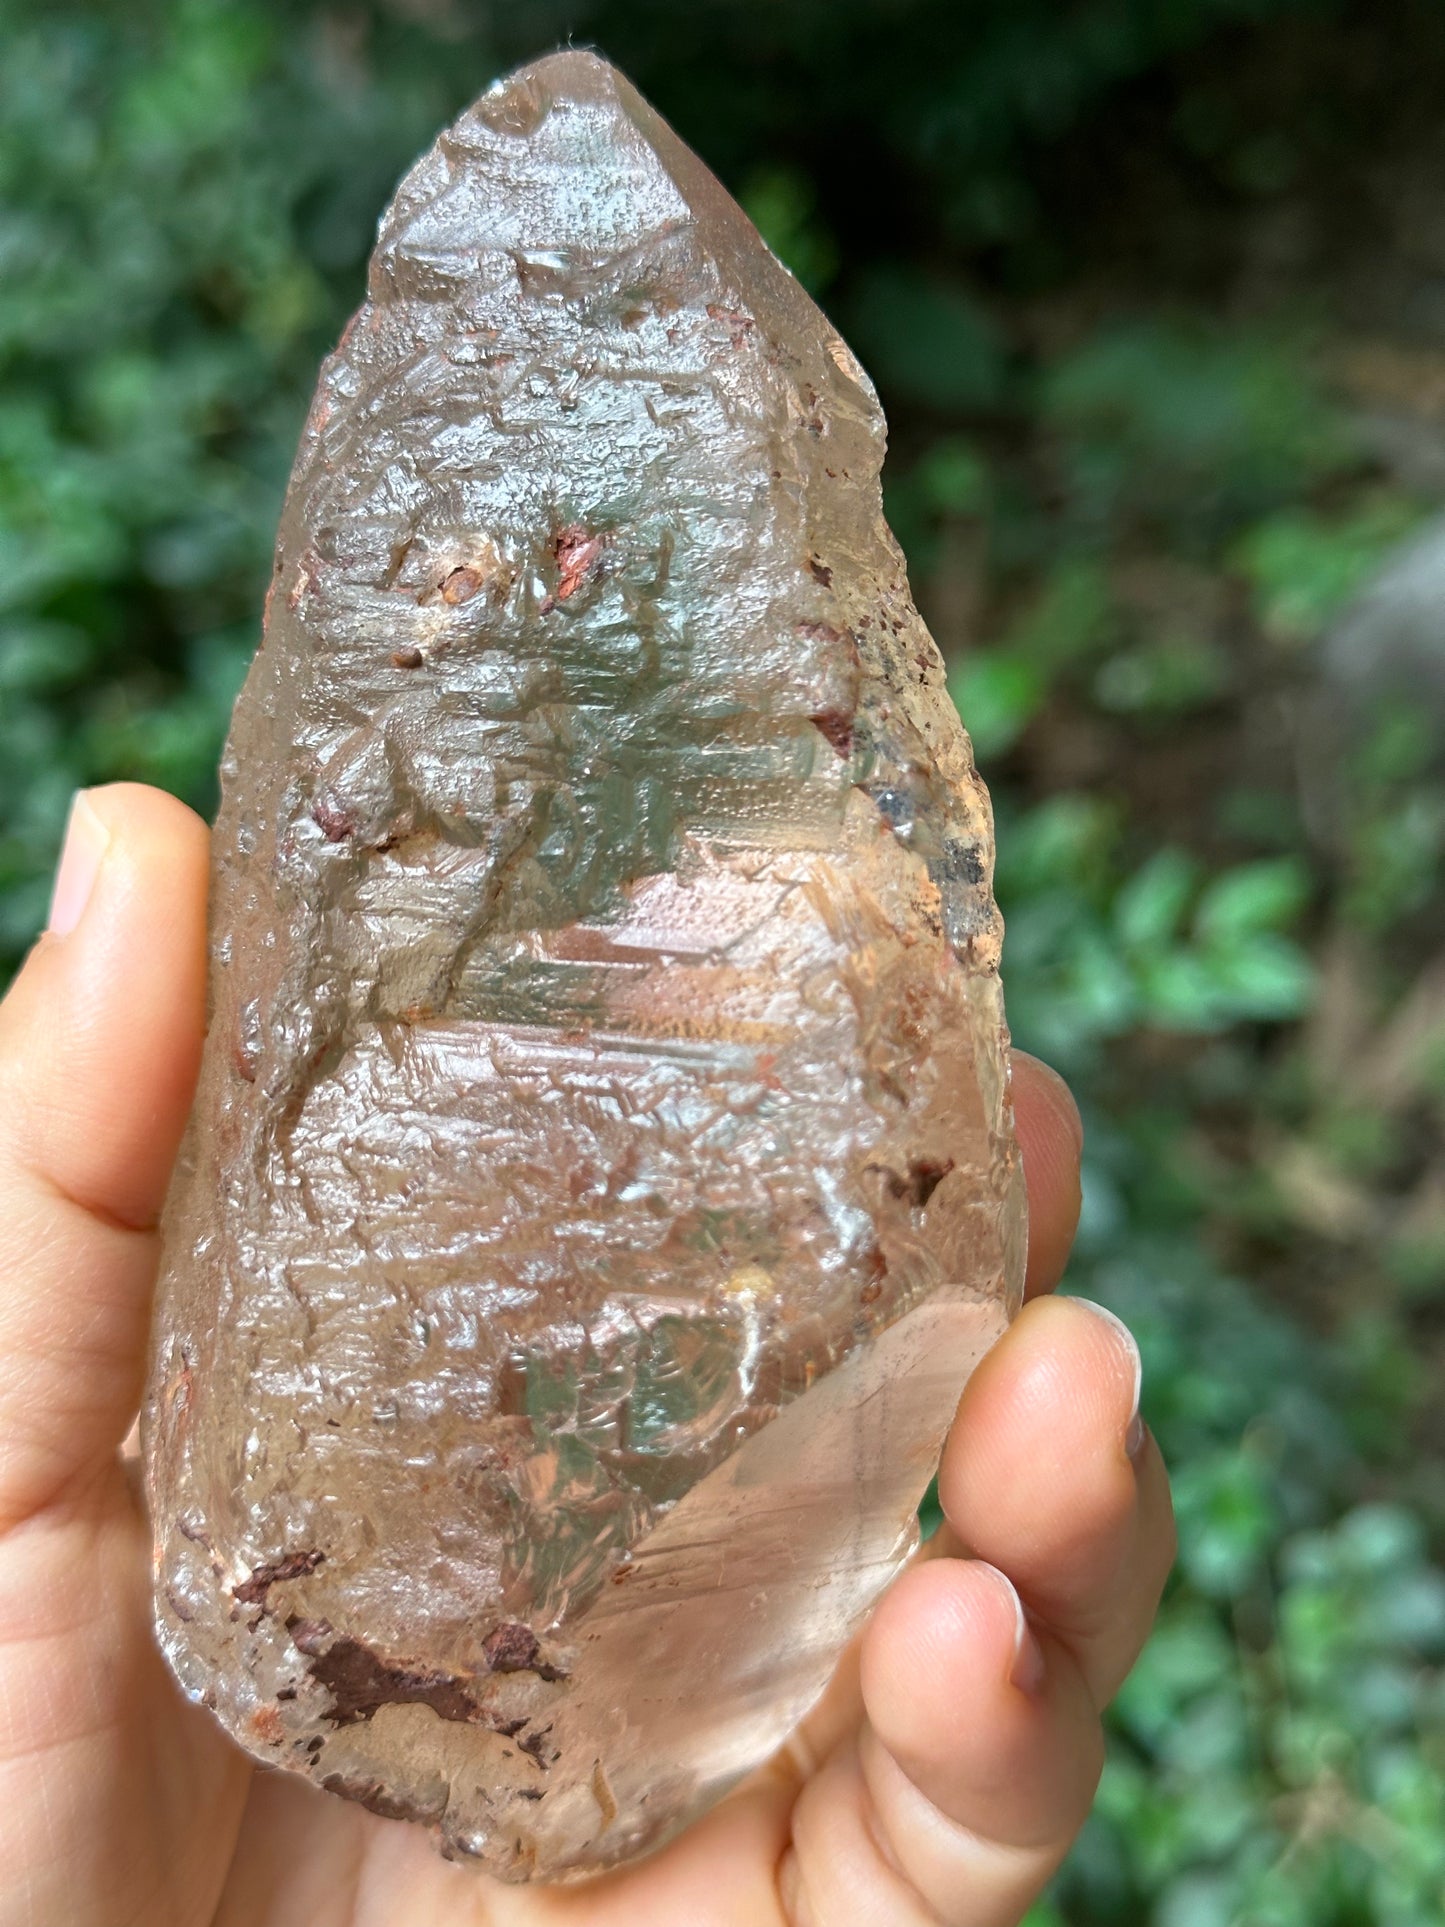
[143,49,1024,1882]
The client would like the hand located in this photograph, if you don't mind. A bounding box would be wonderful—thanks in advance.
[0,784,1173,1927]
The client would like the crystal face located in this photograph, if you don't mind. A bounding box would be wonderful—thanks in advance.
[143,50,1025,1882]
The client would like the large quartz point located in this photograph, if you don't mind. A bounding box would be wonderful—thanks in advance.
[144,49,1024,1882]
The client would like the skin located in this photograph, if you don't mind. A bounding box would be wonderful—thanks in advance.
[0,783,1175,1927]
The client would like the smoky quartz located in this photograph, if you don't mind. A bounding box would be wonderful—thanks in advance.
[143,49,1024,1882]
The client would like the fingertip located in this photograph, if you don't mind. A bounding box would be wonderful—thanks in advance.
[39,782,209,956]
[936,1293,1171,1701]
[1011,1051,1083,1297]
[1069,1297,1144,1458]
[857,1555,1102,1866]
[940,1294,1143,1529]
[82,781,210,884]
[862,1559,1027,1749]
[4,782,211,1229]
[0,785,212,1512]
[998,1293,1140,1433]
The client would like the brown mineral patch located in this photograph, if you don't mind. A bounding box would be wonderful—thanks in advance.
[321,1771,446,1825]
[873,1158,956,1209]
[552,525,607,602]
[809,707,855,757]
[248,1705,286,1746]
[288,1617,486,1728]
[517,1725,555,1771]
[482,1622,568,1682]
[482,1621,540,1671]
[591,1760,618,1827]
[311,799,356,843]
[706,302,755,349]
[233,1548,325,1609]
[442,564,487,606]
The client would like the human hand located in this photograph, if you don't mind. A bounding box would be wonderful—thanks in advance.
[0,783,1173,1927]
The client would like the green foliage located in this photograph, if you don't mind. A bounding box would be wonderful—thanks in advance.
[1040,320,1354,533]
[1093,631,1231,718]
[1054,1254,1445,1925]
[1234,497,1426,644]
[1000,822,1315,1063]
[739,165,838,294]
[1335,699,1445,931]
[849,264,1011,411]
[949,651,1048,759]
[3,2,1444,1921]
[0,1,483,955]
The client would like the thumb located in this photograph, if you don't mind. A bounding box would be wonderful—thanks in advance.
[0,783,209,1528]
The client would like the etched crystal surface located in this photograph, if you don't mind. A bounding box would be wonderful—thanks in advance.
[143,50,1024,1882]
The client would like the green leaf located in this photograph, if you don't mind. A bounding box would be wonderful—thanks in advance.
[1136,949,1230,1031]
[1233,496,1425,644]
[949,651,1044,759]
[1195,859,1311,943]
[738,164,838,294]
[847,263,1009,411]
[1093,632,1230,716]
[1005,557,1113,668]
[1115,850,1198,951]
[1172,1448,1278,1599]
[1209,934,1315,1021]
[1041,318,1352,516]
[915,436,991,515]
[1020,1903,1067,1927]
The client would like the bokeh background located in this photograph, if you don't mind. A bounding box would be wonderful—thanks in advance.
[4,1,1445,1918]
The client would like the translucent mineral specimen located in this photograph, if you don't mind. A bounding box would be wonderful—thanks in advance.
[143,49,1025,1882]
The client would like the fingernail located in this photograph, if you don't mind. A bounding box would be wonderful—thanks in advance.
[1070,1296,1145,1461]
[981,1562,1046,1695]
[48,791,111,937]
[1012,1049,1084,1154]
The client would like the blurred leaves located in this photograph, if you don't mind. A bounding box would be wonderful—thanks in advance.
[3,3,1445,1924]
[739,164,838,294]
[0,2,478,947]
[1235,496,1426,644]
[1040,320,1355,534]
[848,264,1011,410]
[1000,827,1315,1066]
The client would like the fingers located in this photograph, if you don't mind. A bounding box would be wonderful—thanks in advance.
[1010,1051,1082,1298]
[860,1558,1101,1854]
[783,1294,1171,1926]
[939,1294,1174,1705]
[0,785,210,1526]
[784,1557,1102,1925]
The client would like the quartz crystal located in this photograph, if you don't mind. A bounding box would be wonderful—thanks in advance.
[144,49,1025,1882]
